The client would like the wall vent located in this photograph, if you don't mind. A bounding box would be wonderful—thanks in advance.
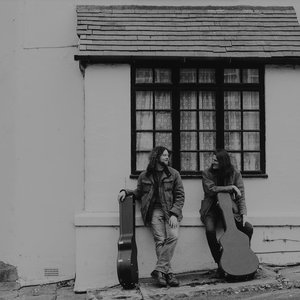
[44,268,59,277]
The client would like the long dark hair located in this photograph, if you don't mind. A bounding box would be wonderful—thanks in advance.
[212,149,234,185]
[146,146,169,176]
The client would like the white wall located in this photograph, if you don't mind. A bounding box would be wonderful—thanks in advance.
[75,62,300,291]
[263,66,300,215]
[84,64,131,212]
[82,64,300,218]
[0,0,84,285]
[0,0,19,265]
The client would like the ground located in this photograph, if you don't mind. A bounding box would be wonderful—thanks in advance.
[2,264,300,299]
[86,264,300,300]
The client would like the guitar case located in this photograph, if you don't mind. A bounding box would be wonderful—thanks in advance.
[117,195,139,289]
[217,192,259,281]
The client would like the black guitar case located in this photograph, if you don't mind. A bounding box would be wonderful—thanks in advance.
[117,195,139,289]
[217,192,259,280]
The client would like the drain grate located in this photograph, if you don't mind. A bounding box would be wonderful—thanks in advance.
[44,268,59,277]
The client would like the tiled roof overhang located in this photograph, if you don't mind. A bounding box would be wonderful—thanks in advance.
[75,5,300,64]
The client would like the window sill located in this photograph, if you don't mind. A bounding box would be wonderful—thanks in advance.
[130,173,268,179]
[75,212,300,227]
[241,173,269,179]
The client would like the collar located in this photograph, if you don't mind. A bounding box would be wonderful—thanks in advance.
[148,166,171,182]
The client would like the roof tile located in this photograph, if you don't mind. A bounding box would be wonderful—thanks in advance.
[76,5,300,60]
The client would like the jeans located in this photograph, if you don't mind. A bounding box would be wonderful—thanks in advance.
[204,207,253,265]
[150,208,179,274]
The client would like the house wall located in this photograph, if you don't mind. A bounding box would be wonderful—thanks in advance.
[75,62,300,291]
[0,0,300,290]
[82,64,300,216]
[0,0,84,285]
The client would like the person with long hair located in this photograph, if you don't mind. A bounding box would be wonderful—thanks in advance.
[200,149,253,277]
[118,146,185,287]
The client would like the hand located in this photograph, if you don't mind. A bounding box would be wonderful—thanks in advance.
[168,215,178,228]
[117,190,126,202]
[232,185,242,197]
[242,215,249,226]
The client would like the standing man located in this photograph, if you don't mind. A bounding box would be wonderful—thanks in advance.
[200,149,253,277]
[118,146,185,287]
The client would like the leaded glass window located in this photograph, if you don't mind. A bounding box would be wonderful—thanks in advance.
[132,65,265,176]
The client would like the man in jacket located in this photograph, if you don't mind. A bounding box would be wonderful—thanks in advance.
[118,146,185,287]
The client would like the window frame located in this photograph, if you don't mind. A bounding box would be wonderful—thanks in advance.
[131,61,266,178]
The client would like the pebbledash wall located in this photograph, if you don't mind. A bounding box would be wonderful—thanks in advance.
[0,0,300,291]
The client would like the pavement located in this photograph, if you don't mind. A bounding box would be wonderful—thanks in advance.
[2,264,300,299]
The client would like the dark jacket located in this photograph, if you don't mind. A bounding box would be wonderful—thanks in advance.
[200,167,247,223]
[126,166,185,226]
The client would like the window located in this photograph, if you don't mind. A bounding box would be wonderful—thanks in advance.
[132,64,265,176]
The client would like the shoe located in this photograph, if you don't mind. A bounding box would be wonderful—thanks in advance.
[166,273,179,287]
[151,270,167,287]
[213,267,225,279]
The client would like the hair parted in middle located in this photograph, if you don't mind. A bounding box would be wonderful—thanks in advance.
[212,148,234,184]
[146,146,169,176]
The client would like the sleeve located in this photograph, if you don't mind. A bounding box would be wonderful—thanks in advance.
[169,171,185,217]
[234,171,247,216]
[124,174,143,201]
[202,169,233,196]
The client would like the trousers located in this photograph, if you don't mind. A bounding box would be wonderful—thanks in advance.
[150,208,179,274]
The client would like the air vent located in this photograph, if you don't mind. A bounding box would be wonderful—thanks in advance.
[44,268,59,277]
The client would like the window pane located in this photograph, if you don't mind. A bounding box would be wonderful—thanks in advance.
[180,68,196,83]
[243,112,260,130]
[136,91,153,109]
[181,132,197,150]
[180,91,197,109]
[224,91,241,109]
[200,152,213,171]
[136,132,153,150]
[199,111,216,130]
[136,111,153,130]
[224,132,241,150]
[199,68,215,83]
[243,69,259,83]
[136,68,153,83]
[199,91,216,109]
[155,133,172,150]
[224,111,241,130]
[155,91,171,109]
[243,92,259,110]
[181,152,197,171]
[244,152,260,171]
[243,132,260,150]
[199,132,216,150]
[229,152,241,170]
[155,112,172,130]
[155,68,171,83]
[224,68,240,83]
[181,111,197,130]
[136,152,149,171]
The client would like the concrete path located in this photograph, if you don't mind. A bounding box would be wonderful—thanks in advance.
[1,264,300,299]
